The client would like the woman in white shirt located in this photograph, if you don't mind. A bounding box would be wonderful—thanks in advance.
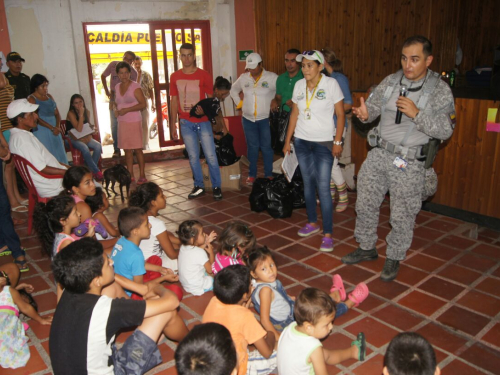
[230,53,278,185]
[283,50,345,252]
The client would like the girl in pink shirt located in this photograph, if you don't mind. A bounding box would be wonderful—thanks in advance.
[212,221,257,275]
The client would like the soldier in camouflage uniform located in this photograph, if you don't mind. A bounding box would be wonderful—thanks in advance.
[342,36,455,281]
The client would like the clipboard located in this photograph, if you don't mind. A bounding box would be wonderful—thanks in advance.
[281,144,298,182]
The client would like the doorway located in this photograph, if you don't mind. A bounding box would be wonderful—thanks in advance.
[83,21,213,156]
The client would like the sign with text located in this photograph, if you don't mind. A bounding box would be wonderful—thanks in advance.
[87,30,201,44]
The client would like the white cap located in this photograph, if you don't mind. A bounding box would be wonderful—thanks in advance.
[245,53,262,69]
[7,99,39,119]
[296,50,325,64]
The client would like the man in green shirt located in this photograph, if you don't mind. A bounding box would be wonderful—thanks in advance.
[275,49,303,112]
[5,52,30,100]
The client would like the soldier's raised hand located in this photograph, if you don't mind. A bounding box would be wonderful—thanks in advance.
[352,97,369,121]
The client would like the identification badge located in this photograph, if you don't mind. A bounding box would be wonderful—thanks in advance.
[304,108,311,120]
[393,156,408,170]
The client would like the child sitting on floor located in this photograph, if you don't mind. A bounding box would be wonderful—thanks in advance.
[63,166,117,251]
[0,272,52,369]
[175,322,237,375]
[33,195,95,258]
[129,182,181,272]
[247,246,369,339]
[110,207,182,301]
[202,265,277,375]
[212,221,257,275]
[277,288,365,374]
[85,187,120,239]
[49,238,188,374]
[178,220,216,296]
[384,332,440,375]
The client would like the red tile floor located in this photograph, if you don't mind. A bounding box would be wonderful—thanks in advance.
[2,158,500,374]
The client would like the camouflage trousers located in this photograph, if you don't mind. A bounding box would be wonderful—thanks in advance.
[355,147,425,260]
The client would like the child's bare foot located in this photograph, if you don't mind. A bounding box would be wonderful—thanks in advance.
[330,290,342,303]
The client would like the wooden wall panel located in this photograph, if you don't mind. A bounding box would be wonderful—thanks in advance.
[457,1,500,71]
[350,92,500,219]
[254,0,499,90]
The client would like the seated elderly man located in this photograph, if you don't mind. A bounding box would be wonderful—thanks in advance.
[7,99,67,197]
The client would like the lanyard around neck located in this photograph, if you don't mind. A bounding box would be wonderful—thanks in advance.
[252,70,263,87]
[305,76,322,109]
[253,71,264,117]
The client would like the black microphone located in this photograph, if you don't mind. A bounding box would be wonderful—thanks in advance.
[395,85,408,124]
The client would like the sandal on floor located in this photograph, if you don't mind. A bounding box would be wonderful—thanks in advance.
[20,199,29,206]
[348,282,369,308]
[137,177,148,185]
[12,205,28,213]
[14,259,30,273]
[0,248,12,257]
[330,274,346,301]
[319,237,334,252]
[351,332,366,361]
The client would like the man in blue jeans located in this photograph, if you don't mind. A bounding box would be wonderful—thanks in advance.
[0,125,28,272]
[230,53,278,185]
[170,43,222,200]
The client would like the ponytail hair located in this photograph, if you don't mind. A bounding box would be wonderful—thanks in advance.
[128,182,161,211]
[177,220,202,246]
[214,76,231,91]
[218,221,256,255]
[33,195,75,257]
[322,47,343,73]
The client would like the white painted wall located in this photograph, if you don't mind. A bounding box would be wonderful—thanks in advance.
[5,0,237,120]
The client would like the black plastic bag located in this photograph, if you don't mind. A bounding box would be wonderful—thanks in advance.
[249,178,272,212]
[215,133,239,166]
[291,179,306,208]
[269,108,290,154]
[266,175,294,218]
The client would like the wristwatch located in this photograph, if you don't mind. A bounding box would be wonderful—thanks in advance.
[333,140,343,146]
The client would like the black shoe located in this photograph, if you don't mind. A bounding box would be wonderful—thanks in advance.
[188,186,205,199]
[341,247,378,265]
[213,187,222,201]
[112,150,121,158]
[380,258,400,282]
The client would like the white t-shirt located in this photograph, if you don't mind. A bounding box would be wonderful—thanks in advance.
[139,216,177,271]
[230,69,278,121]
[292,74,344,142]
[178,245,213,296]
[9,127,66,198]
[277,322,322,375]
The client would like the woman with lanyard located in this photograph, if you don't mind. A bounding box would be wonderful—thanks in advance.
[323,47,352,212]
[283,50,345,252]
[230,53,278,185]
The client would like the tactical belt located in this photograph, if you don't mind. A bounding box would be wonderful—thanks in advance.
[378,138,422,161]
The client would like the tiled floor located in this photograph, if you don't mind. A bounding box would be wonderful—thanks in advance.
[2,158,500,374]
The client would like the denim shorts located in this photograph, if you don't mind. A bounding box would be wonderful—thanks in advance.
[112,330,162,375]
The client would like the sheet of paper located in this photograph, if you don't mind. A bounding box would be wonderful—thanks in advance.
[69,123,95,139]
[281,144,298,182]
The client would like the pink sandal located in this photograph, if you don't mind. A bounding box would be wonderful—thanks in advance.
[330,274,346,301]
[348,282,369,308]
